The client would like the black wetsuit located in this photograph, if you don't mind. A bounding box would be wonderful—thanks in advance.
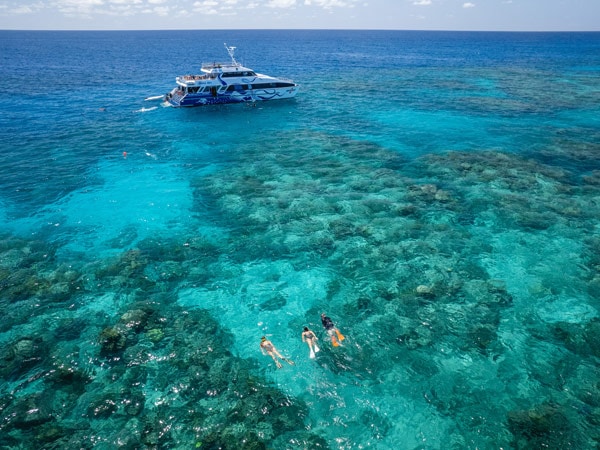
[321,315,334,330]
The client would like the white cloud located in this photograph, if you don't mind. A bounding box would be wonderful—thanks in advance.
[413,0,431,5]
[11,5,35,14]
[52,0,165,17]
[53,0,104,16]
[463,2,475,7]
[266,0,296,7]
[191,0,238,15]
[54,0,104,6]
[153,5,168,15]
[108,0,142,4]
[305,0,355,7]
[192,0,219,14]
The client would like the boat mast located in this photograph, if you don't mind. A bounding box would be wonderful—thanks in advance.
[224,43,238,66]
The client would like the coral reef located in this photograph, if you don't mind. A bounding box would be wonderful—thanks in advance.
[0,235,318,449]
[2,124,600,448]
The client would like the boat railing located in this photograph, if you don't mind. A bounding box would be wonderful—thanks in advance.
[201,61,241,70]
[177,74,218,86]
[166,89,185,106]
[179,74,212,81]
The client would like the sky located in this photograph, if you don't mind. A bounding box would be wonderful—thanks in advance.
[0,0,598,31]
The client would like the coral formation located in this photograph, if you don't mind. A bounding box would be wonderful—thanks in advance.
[2,118,600,448]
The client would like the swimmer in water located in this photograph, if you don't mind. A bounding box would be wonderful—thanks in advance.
[321,313,345,347]
[301,326,320,359]
[260,336,294,369]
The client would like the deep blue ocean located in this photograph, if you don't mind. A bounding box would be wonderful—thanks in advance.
[1,29,600,449]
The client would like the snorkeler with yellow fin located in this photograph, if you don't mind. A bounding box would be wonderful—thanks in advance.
[321,313,345,347]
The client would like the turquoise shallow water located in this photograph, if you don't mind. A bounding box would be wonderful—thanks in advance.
[1,30,600,449]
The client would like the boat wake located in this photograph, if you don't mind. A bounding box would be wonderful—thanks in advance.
[135,106,158,113]
[144,95,164,101]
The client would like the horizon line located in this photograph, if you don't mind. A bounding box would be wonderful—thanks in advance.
[1,28,599,33]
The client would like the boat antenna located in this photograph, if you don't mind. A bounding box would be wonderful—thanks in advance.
[224,43,238,66]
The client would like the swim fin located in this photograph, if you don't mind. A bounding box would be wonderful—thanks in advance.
[314,343,320,353]
[310,350,315,359]
[332,337,339,347]
[336,330,345,342]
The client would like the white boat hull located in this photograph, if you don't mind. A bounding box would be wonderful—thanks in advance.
[165,85,299,107]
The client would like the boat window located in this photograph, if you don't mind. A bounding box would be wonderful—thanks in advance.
[221,71,258,78]
[226,85,248,92]
[251,82,295,89]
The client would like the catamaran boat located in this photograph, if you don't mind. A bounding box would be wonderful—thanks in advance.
[164,44,299,107]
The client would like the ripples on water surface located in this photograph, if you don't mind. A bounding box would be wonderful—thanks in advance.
[0,30,600,449]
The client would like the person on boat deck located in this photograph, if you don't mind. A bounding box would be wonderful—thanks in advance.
[321,313,345,347]
[301,327,320,358]
[260,336,294,369]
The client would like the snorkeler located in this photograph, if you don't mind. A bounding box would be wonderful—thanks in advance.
[301,327,320,359]
[321,313,345,347]
[260,336,294,369]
